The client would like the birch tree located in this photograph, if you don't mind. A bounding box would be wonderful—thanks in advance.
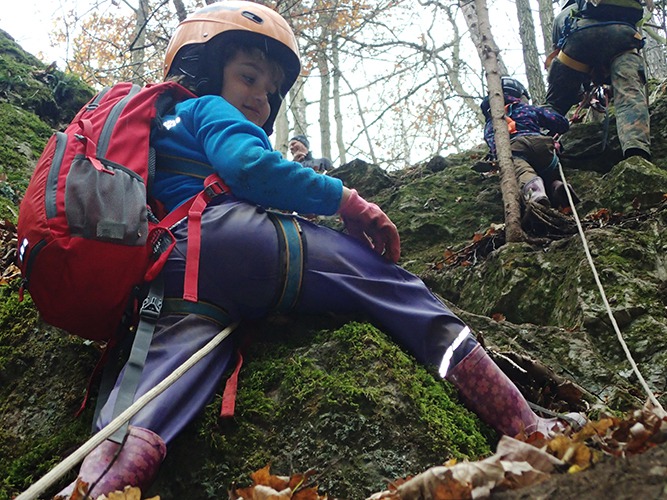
[332,39,346,165]
[458,0,509,76]
[314,0,333,160]
[472,0,524,242]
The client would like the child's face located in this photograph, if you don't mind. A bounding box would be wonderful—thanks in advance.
[221,51,280,128]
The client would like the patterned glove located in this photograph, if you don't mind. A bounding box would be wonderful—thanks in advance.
[338,189,400,263]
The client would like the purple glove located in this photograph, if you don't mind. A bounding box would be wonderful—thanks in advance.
[338,189,401,263]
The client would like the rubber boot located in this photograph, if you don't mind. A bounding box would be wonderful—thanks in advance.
[56,426,166,499]
[623,148,651,161]
[446,345,580,437]
[521,176,550,207]
[549,180,580,210]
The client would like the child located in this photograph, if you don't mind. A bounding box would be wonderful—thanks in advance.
[481,77,578,210]
[57,4,583,497]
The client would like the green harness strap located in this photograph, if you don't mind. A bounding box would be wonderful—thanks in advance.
[267,211,305,313]
[161,298,232,327]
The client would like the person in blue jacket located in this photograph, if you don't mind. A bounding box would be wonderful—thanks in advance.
[482,77,577,210]
[57,3,583,498]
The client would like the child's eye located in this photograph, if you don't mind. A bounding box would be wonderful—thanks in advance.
[242,74,255,85]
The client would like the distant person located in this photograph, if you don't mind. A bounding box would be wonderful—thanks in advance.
[289,134,333,173]
[481,77,577,210]
[545,0,651,161]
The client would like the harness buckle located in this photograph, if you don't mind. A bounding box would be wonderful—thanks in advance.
[140,295,163,322]
[204,182,224,199]
[203,174,231,201]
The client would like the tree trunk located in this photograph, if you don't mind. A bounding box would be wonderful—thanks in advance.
[332,38,345,166]
[317,37,332,159]
[536,0,555,56]
[643,27,667,79]
[473,0,524,243]
[275,98,289,157]
[314,0,332,160]
[459,0,509,76]
[515,0,546,104]
[289,78,308,138]
[172,0,188,22]
[129,0,149,83]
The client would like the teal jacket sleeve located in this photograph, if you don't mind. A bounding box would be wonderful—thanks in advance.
[154,96,343,215]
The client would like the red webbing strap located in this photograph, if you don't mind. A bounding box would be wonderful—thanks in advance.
[183,175,230,302]
[183,193,208,302]
[75,338,116,417]
[78,118,107,173]
[220,349,244,418]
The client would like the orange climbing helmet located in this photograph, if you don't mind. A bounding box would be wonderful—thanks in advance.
[164,1,301,135]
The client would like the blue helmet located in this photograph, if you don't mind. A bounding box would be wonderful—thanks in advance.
[501,77,530,101]
[480,77,530,119]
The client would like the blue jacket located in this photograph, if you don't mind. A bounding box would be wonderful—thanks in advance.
[152,95,343,214]
[483,96,569,156]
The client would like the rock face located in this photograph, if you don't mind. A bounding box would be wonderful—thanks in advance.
[1,29,667,500]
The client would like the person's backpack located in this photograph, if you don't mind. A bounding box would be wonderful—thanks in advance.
[16,81,199,342]
[574,0,644,25]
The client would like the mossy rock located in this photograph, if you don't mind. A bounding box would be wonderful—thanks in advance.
[597,157,667,213]
[150,320,493,499]
[0,283,98,498]
[0,30,93,130]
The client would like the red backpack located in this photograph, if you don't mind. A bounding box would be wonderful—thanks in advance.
[16,81,200,342]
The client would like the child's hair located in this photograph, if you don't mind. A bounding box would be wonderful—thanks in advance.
[168,42,285,97]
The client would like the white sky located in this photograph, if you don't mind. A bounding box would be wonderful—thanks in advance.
[0,0,62,62]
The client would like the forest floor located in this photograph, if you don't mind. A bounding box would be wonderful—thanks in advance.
[493,440,667,499]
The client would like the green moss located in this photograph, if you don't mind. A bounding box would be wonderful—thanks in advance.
[0,279,99,499]
[157,321,492,499]
[0,417,91,495]
[0,32,93,129]
[0,102,51,175]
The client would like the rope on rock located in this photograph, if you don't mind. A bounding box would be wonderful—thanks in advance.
[16,321,240,500]
[557,163,665,416]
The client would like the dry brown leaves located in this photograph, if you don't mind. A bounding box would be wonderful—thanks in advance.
[56,480,159,500]
[230,464,325,500]
[0,218,20,285]
[368,402,667,499]
[436,224,505,270]
[436,199,667,272]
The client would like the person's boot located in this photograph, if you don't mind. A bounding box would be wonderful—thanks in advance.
[446,345,583,437]
[623,148,651,161]
[549,180,580,209]
[55,426,166,499]
[521,177,550,207]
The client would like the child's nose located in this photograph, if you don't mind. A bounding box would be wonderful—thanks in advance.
[253,90,269,103]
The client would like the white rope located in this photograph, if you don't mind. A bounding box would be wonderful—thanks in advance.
[16,321,239,500]
[558,164,665,416]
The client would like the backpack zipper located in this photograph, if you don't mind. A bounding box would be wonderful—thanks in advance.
[18,238,47,300]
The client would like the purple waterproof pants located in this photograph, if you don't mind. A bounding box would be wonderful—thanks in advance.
[96,196,476,443]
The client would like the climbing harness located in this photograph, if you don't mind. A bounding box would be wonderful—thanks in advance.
[570,85,611,151]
